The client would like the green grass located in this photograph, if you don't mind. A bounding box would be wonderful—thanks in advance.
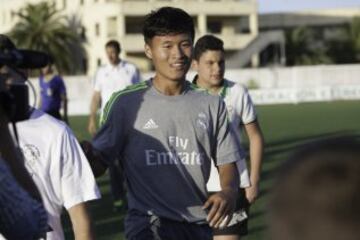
[63,100,360,240]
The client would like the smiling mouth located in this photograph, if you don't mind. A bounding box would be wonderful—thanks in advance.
[171,62,188,69]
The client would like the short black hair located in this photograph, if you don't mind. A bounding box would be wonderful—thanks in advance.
[142,7,194,44]
[269,137,360,240]
[105,40,121,53]
[194,35,224,61]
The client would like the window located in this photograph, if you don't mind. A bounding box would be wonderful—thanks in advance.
[80,26,87,40]
[95,23,100,36]
[207,20,222,34]
[125,17,145,34]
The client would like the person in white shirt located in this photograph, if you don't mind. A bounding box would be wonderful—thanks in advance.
[14,108,101,240]
[1,61,101,240]
[192,35,264,240]
[87,39,140,211]
[88,40,140,135]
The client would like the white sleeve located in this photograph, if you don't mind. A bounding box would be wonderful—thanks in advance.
[60,127,101,209]
[240,86,257,124]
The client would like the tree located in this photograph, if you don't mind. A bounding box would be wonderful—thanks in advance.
[9,2,86,74]
[286,26,332,66]
[349,17,360,61]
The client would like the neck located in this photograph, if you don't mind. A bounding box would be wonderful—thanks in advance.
[111,58,121,66]
[152,76,186,96]
[196,78,223,95]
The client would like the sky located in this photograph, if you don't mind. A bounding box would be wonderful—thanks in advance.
[258,0,360,13]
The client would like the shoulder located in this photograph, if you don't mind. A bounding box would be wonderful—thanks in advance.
[100,81,149,122]
[95,64,109,75]
[121,60,138,71]
[26,109,68,135]
[225,79,248,96]
[225,79,247,91]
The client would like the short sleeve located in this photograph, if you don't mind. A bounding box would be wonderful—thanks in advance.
[214,98,243,166]
[59,127,101,210]
[240,86,257,124]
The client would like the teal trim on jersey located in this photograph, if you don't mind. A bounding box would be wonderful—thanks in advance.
[100,81,148,125]
[219,80,228,98]
[189,82,208,92]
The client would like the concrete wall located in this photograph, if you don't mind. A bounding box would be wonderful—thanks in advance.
[28,64,360,115]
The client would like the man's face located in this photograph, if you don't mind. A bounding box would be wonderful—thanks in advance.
[106,46,120,65]
[193,50,225,89]
[145,33,193,83]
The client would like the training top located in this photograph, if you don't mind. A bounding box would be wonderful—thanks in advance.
[13,109,101,240]
[193,78,256,190]
[93,79,243,225]
[93,60,140,111]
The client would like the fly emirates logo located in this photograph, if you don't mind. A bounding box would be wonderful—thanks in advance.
[145,136,204,166]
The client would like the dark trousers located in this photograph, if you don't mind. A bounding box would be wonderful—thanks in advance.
[125,210,212,240]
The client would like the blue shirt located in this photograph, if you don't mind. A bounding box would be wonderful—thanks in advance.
[0,158,48,239]
[39,75,66,112]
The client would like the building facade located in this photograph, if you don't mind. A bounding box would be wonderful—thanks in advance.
[1,0,258,75]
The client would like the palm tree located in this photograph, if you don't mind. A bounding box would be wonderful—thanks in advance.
[9,2,85,74]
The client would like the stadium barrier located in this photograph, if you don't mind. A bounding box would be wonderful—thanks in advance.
[29,64,360,115]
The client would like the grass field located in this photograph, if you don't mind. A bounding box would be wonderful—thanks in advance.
[63,100,360,240]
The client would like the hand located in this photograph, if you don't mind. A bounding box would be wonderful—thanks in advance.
[80,140,107,177]
[245,183,259,204]
[88,119,97,136]
[203,188,237,228]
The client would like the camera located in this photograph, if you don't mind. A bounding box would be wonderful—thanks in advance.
[0,34,50,122]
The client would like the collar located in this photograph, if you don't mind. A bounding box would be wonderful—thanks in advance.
[192,74,227,98]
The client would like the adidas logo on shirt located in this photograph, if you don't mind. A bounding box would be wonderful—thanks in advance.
[143,119,159,129]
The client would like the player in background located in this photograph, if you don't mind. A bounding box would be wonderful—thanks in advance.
[88,40,140,211]
[82,7,245,240]
[88,39,140,135]
[39,58,68,123]
[192,35,264,240]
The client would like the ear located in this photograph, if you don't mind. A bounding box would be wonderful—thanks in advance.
[144,44,152,59]
[191,59,199,71]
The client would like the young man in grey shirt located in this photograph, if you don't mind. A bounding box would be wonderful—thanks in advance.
[83,7,243,240]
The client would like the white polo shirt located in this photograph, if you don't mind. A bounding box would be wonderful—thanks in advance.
[206,79,256,191]
[12,109,101,240]
[93,60,140,111]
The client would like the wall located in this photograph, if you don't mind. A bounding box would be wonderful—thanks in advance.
[28,64,360,115]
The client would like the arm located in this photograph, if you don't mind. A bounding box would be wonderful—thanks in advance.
[67,202,95,240]
[61,93,68,124]
[243,120,264,204]
[88,91,101,136]
[81,140,108,177]
[203,162,239,228]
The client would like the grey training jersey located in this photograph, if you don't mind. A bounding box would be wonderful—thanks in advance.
[93,80,242,223]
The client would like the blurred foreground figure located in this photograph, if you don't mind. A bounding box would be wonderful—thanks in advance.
[269,137,360,240]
